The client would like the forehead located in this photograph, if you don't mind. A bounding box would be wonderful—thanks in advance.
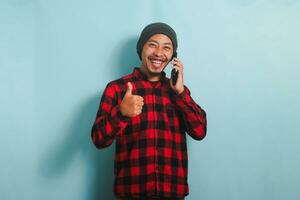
[147,34,173,45]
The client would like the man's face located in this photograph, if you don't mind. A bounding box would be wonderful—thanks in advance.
[140,34,174,78]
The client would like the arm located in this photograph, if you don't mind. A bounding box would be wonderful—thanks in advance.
[91,83,128,149]
[175,86,207,140]
[169,58,207,140]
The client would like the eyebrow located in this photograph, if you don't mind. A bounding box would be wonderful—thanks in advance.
[147,39,173,46]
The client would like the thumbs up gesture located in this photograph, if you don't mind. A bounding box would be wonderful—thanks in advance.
[120,82,144,117]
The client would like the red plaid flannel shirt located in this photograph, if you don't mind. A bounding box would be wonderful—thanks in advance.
[91,68,207,199]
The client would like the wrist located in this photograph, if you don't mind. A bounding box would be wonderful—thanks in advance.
[117,104,130,121]
[119,103,126,117]
[175,87,184,95]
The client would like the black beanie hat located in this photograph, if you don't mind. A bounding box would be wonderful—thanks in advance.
[136,22,177,60]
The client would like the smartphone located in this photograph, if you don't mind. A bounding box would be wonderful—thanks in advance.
[171,52,178,86]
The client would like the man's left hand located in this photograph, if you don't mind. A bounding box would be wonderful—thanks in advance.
[170,57,184,95]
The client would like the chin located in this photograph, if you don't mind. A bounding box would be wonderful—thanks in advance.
[151,67,163,73]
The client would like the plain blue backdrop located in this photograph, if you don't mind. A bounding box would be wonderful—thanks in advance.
[1,0,300,199]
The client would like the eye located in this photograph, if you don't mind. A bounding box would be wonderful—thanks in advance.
[148,42,156,47]
[164,46,171,51]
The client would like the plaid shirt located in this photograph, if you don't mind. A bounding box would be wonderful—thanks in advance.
[91,67,207,199]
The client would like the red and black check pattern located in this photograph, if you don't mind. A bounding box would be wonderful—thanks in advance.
[91,68,207,199]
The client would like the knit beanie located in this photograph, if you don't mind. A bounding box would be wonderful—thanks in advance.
[136,22,177,60]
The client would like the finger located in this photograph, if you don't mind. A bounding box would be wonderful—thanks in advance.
[173,61,183,69]
[125,82,133,96]
[138,104,144,110]
[172,66,181,72]
[136,101,144,107]
[134,105,140,111]
[172,57,182,65]
[137,107,143,112]
[134,108,142,116]
[135,95,144,102]
[172,57,179,62]
[172,57,180,64]
[137,109,143,115]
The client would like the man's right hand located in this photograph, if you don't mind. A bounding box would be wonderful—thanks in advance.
[120,82,144,118]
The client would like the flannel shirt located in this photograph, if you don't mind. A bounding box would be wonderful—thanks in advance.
[91,67,207,199]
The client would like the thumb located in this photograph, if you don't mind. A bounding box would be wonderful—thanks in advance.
[125,82,133,96]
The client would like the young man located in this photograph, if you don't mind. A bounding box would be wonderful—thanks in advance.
[91,22,207,200]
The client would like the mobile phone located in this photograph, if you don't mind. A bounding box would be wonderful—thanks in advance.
[171,53,178,86]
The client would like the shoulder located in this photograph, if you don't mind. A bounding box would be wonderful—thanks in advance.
[105,71,135,92]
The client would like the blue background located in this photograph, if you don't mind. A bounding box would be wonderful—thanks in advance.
[1,0,300,199]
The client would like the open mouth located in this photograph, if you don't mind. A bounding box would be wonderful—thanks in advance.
[149,57,166,69]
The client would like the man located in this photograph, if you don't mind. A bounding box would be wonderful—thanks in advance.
[91,22,207,200]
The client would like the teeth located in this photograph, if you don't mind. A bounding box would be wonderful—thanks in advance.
[151,59,162,64]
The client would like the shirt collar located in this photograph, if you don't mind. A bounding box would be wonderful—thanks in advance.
[132,67,167,82]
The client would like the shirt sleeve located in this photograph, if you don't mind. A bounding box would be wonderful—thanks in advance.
[174,86,207,140]
[91,83,129,149]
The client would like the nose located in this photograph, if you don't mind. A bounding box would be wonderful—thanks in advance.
[153,46,163,56]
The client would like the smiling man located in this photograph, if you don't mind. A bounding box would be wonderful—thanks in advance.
[91,22,207,200]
